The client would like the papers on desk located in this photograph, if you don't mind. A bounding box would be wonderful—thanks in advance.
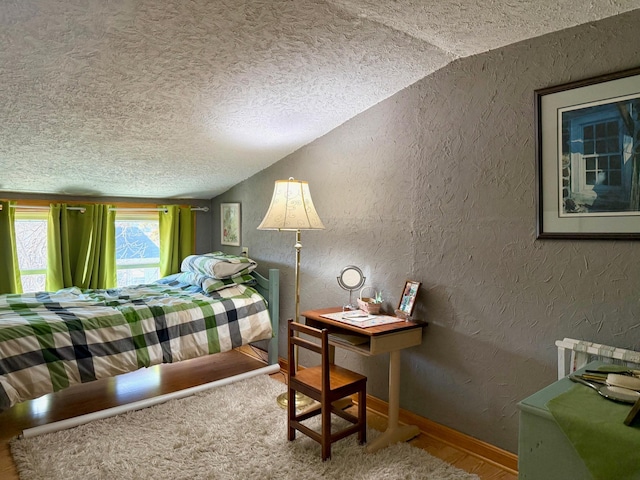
[321,310,405,328]
[341,311,376,322]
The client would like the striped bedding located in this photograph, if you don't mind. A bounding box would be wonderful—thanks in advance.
[0,279,272,411]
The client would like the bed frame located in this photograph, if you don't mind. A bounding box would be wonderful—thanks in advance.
[22,268,281,438]
[251,268,280,365]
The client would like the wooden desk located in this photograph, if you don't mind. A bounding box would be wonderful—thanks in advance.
[302,307,425,453]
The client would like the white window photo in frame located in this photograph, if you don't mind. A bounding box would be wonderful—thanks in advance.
[535,67,640,239]
[221,203,241,246]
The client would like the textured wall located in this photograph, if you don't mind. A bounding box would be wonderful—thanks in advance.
[214,10,640,452]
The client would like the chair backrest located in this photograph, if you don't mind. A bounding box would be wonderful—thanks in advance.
[288,319,330,388]
[286,319,367,460]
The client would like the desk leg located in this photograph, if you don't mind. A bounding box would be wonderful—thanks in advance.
[365,349,420,453]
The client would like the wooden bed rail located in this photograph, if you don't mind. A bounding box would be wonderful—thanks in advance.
[251,268,280,366]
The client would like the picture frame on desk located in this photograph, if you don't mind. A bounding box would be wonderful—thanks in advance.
[396,280,420,318]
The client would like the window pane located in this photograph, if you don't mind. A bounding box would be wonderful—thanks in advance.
[585,157,596,170]
[115,217,160,287]
[586,172,596,185]
[15,218,47,270]
[21,274,46,293]
[117,267,160,286]
[583,125,594,139]
[596,171,606,185]
[115,221,160,262]
[15,214,48,293]
[584,141,594,155]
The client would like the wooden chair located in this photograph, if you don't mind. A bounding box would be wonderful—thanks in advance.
[287,319,367,460]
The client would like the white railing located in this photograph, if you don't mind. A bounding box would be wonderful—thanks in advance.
[555,338,640,379]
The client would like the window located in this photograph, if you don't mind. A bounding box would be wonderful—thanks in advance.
[563,104,631,214]
[582,121,622,187]
[14,210,48,293]
[115,212,161,287]
[14,208,162,292]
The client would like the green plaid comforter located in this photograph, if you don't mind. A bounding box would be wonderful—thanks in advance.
[0,283,272,411]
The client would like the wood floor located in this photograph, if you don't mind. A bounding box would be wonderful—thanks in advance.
[0,348,517,479]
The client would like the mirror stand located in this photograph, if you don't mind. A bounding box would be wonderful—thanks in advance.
[337,265,366,310]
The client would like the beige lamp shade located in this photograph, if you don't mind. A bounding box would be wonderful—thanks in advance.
[258,178,325,231]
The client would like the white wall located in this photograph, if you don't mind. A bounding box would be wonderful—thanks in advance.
[213,10,640,452]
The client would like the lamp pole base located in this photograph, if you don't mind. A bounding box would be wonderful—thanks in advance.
[277,391,315,409]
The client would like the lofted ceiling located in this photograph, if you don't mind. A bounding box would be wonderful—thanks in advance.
[1,0,639,200]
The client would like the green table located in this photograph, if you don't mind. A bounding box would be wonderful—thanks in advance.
[518,363,640,480]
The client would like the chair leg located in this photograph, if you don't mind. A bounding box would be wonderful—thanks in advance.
[321,402,331,460]
[358,387,367,444]
[287,387,296,441]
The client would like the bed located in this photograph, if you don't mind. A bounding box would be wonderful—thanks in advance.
[0,252,280,414]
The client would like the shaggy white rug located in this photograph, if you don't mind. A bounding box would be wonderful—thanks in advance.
[11,375,479,480]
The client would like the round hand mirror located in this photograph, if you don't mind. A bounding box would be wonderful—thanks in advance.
[337,265,365,310]
[337,265,365,290]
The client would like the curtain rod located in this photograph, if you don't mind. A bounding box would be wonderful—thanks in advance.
[1,204,209,213]
[2,204,86,212]
[108,207,209,213]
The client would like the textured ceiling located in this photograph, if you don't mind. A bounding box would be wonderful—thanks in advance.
[1,0,639,199]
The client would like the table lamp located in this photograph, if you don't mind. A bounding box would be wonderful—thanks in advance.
[258,177,325,409]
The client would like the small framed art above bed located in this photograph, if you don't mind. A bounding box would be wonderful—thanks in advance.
[0,252,279,413]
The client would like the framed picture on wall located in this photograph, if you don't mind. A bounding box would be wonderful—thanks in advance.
[221,203,241,246]
[535,67,640,239]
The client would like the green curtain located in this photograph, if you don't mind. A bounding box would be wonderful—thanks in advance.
[46,203,116,291]
[0,201,23,294]
[159,205,195,277]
